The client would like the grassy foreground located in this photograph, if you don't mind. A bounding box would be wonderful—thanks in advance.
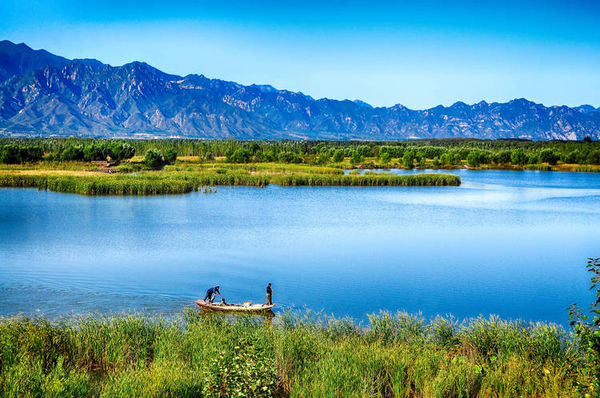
[0,309,588,397]
[0,161,460,195]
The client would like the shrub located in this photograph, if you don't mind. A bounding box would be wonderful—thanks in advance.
[568,258,600,394]
[379,151,392,164]
[350,151,364,165]
[493,150,512,164]
[332,149,344,162]
[108,142,135,160]
[355,145,372,157]
[510,149,528,165]
[0,145,23,163]
[466,150,491,167]
[164,148,177,165]
[0,144,44,164]
[441,151,461,165]
[539,149,560,165]
[585,150,600,165]
[60,145,85,161]
[83,144,106,161]
[380,145,405,158]
[144,149,165,170]
[278,151,303,164]
[562,150,579,164]
[402,153,414,168]
[25,146,44,161]
[227,148,252,163]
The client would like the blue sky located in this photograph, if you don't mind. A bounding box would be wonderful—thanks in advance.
[1,0,599,108]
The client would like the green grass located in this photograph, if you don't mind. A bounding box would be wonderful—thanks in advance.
[271,173,460,187]
[0,309,588,397]
[0,162,461,195]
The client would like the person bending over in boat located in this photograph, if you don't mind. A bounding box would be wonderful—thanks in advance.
[266,283,273,305]
[204,285,221,303]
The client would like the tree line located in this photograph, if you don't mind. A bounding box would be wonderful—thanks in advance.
[1,137,599,167]
[0,141,135,163]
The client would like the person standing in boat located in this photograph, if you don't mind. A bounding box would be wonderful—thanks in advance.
[266,283,273,305]
[204,285,221,303]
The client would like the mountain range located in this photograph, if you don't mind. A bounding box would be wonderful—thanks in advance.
[0,40,599,140]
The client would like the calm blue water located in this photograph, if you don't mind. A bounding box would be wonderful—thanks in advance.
[1,169,599,326]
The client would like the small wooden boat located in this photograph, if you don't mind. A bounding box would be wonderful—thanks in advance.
[196,299,275,313]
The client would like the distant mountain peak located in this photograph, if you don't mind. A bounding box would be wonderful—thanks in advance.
[576,104,599,114]
[352,99,373,109]
[249,84,279,94]
[0,39,69,82]
[72,58,105,67]
[509,97,535,105]
[450,101,470,109]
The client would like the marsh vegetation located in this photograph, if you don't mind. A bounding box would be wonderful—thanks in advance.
[2,137,600,195]
[0,309,590,397]
[0,154,460,196]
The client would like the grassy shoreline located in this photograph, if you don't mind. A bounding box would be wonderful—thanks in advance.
[0,309,588,397]
[0,161,461,196]
[3,137,600,196]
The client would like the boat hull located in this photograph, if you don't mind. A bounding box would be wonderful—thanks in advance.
[195,299,275,313]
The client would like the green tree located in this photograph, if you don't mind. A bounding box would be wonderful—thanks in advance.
[528,153,540,164]
[0,145,21,163]
[441,151,460,166]
[510,149,528,165]
[278,151,303,163]
[379,151,392,164]
[539,149,560,165]
[106,142,135,161]
[61,145,84,161]
[586,150,600,165]
[356,145,372,157]
[493,150,512,164]
[227,148,252,163]
[402,153,414,169]
[466,150,490,167]
[568,258,600,395]
[350,151,364,165]
[23,146,44,162]
[562,150,579,164]
[332,149,344,162]
[83,144,106,161]
[144,149,164,170]
[120,143,136,160]
[164,148,177,165]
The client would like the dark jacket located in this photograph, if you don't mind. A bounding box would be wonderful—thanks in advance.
[204,286,219,300]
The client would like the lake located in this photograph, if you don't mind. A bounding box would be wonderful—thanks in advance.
[1,169,599,326]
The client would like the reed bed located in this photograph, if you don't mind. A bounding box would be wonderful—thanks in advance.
[0,310,586,397]
[273,173,460,187]
[0,170,460,195]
